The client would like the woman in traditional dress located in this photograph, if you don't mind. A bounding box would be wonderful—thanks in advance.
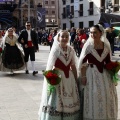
[1,28,25,74]
[78,24,118,120]
[38,30,80,120]
[0,30,3,66]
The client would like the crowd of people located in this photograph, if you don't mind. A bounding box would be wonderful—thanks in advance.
[0,22,119,120]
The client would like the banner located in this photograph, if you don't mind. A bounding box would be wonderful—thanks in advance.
[66,5,70,17]
[0,10,12,25]
[36,7,46,28]
[0,0,14,2]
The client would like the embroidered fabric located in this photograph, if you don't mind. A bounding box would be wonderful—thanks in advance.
[78,24,111,71]
[39,30,79,117]
[2,30,19,50]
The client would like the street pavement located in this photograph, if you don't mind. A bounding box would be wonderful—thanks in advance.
[0,45,120,120]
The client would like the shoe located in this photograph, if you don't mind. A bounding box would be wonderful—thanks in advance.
[25,70,29,74]
[33,71,38,75]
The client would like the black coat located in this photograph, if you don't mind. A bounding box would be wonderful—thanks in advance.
[18,29,38,50]
[106,31,116,44]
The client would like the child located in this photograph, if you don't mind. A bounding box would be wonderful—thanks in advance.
[38,30,80,120]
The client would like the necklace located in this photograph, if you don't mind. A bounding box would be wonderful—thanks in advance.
[94,42,103,49]
[60,45,70,61]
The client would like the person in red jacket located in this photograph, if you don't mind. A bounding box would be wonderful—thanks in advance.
[48,30,53,50]
[78,29,87,56]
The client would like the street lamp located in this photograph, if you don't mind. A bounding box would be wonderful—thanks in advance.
[68,12,73,28]
[68,12,73,22]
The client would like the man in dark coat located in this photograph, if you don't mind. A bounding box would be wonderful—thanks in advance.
[106,27,117,55]
[18,21,39,75]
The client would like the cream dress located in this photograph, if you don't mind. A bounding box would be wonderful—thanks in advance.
[38,45,80,120]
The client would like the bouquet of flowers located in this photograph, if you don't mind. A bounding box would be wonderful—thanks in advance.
[42,69,61,94]
[105,61,120,83]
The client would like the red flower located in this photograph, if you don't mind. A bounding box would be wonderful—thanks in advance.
[46,72,53,79]
[46,72,58,79]
[105,61,118,70]
[50,79,57,85]
[52,74,58,79]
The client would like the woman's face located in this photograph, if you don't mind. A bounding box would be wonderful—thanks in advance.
[58,31,69,47]
[8,29,13,36]
[90,27,102,40]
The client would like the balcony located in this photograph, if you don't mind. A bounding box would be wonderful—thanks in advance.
[88,8,94,15]
[78,10,83,16]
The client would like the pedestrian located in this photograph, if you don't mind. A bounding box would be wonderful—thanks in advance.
[38,30,80,120]
[0,30,3,45]
[77,29,87,57]
[70,27,76,45]
[0,30,3,67]
[18,21,39,75]
[106,27,116,56]
[47,30,53,50]
[78,24,118,119]
[0,28,25,74]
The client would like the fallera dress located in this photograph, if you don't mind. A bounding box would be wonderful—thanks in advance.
[38,45,80,120]
[1,35,25,71]
[80,43,118,120]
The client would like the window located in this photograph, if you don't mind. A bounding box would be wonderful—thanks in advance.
[114,0,119,12]
[62,0,66,5]
[45,19,49,22]
[51,1,55,4]
[79,22,83,28]
[66,5,70,17]
[63,23,66,30]
[100,0,105,12]
[71,0,74,3]
[101,0,105,7]
[71,6,74,16]
[70,22,74,28]
[89,2,94,15]
[89,21,94,27]
[52,11,55,14]
[45,1,48,4]
[62,7,66,19]
[79,4,83,16]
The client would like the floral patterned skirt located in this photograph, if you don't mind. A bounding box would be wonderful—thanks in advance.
[39,70,81,120]
[83,65,118,120]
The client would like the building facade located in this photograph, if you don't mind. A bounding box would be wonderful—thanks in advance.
[42,0,59,29]
[12,0,43,29]
[59,0,120,29]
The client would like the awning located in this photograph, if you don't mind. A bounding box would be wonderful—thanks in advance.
[99,13,120,27]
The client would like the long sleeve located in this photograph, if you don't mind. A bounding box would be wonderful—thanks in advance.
[46,49,59,70]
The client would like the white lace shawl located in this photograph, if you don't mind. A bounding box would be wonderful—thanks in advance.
[78,24,111,71]
[78,39,110,71]
[2,31,23,51]
[46,30,78,70]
